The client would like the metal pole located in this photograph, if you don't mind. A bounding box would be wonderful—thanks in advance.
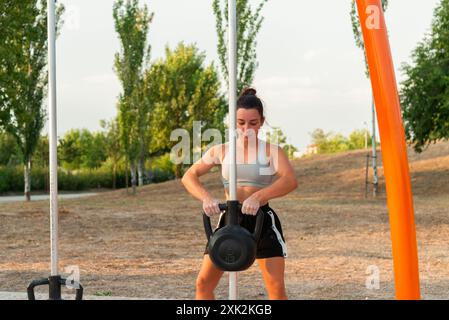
[365,153,369,198]
[228,0,238,300]
[47,0,59,277]
[356,0,420,299]
[363,121,368,150]
[371,94,379,197]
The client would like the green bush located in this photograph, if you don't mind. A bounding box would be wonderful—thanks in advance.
[0,159,174,193]
[147,154,175,183]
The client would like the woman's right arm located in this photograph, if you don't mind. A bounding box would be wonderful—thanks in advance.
[181,144,222,215]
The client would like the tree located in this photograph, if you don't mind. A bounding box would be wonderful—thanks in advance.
[212,0,268,131]
[100,118,123,189]
[32,135,50,192]
[309,128,378,154]
[0,130,21,166]
[58,129,107,170]
[310,129,349,154]
[58,129,83,170]
[265,127,298,159]
[148,43,222,178]
[400,0,449,152]
[32,135,49,168]
[113,0,153,194]
[0,0,64,201]
[348,129,372,150]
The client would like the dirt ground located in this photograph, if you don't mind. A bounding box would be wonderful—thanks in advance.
[1,141,449,300]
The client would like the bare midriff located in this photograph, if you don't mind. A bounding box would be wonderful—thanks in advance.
[224,186,268,206]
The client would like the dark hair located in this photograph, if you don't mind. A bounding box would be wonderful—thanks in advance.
[237,87,264,120]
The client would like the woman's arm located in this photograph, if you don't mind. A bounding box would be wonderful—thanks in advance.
[181,145,219,201]
[251,145,298,204]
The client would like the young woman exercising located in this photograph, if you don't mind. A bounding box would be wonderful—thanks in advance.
[181,88,298,300]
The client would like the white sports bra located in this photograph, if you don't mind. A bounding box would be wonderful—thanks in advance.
[221,141,277,188]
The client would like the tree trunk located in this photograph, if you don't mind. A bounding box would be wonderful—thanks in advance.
[112,162,117,189]
[130,161,137,195]
[24,160,31,201]
[175,163,183,179]
[125,158,129,194]
[138,156,144,187]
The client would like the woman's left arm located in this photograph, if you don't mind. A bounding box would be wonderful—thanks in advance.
[252,146,298,204]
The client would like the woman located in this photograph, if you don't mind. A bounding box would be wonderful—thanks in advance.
[181,88,298,300]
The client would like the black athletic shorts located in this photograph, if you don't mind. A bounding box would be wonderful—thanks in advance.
[204,203,288,259]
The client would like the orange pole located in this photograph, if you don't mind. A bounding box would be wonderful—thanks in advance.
[356,0,420,299]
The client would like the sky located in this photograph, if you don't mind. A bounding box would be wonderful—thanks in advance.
[51,0,441,152]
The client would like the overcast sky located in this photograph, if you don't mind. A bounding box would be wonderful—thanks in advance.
[52,0,440,151]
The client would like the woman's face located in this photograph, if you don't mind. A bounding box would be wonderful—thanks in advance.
[236,108,264,141]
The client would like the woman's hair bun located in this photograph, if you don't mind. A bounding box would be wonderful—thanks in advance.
[240,87,257,97]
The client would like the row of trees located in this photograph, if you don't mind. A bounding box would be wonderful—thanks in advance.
[112,0,279,194]
[1,0,289,199]
[309,128,378,155]
[2,0,448,200]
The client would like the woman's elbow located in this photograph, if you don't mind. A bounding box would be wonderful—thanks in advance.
[290,176,298,191]
[181,169,196,187]
[181,171,190,186]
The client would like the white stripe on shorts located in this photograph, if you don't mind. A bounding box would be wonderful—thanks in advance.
[267,210,288,258]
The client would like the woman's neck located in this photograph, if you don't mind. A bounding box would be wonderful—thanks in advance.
[237,137,259,150]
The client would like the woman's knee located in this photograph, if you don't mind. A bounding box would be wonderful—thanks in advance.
[196,275,217,292]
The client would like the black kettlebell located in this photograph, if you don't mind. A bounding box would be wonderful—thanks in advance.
[203,200,264,271]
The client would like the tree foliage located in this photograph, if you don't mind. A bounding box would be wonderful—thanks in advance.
[58,129,107,170]
[265,128,298,159]
[310,128,376,155]
[147,43,222,177]
[113,0,153,189]
[212,0,268,131]
[400,0,449,152]
[0,0,64,199]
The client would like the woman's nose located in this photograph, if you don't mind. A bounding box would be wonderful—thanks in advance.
[243,124,252,131]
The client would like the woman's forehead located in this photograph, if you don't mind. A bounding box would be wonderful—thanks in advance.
[237,108,261,119]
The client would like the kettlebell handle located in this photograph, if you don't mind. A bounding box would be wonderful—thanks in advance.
[203,201,264,243]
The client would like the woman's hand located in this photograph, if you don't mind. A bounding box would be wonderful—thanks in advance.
[202,197,221,217]
[241,195,261,216]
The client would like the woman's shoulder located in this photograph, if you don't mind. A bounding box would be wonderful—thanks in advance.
[258,139,280,157]
[207,143,227,163]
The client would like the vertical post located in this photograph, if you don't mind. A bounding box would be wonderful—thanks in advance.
[228,0,238,300]
[356,0,420,299]
[365,153,369,198]
[48,0,59,277]
[371,94,379,196]
[364,121,368,150]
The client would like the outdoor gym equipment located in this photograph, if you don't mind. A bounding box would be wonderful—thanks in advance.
[27,0,83,300]
[27,276,83,300]
[203,201,264,271]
